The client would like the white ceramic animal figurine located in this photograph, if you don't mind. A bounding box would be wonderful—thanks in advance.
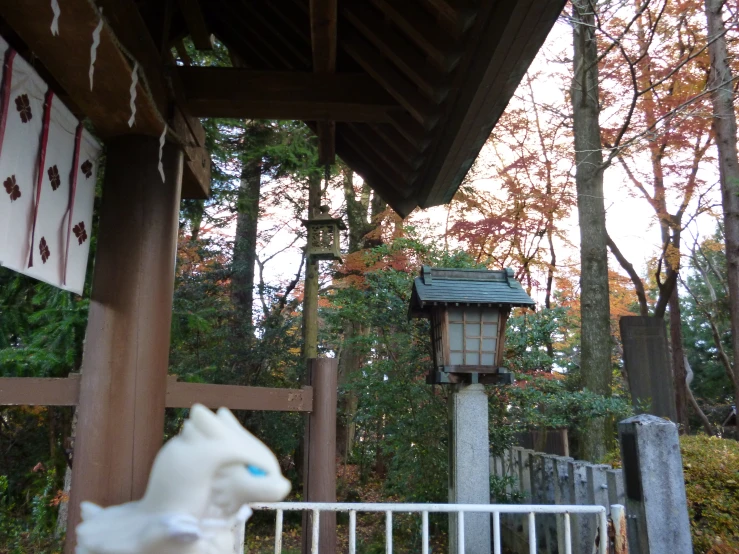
[75,404,291,554]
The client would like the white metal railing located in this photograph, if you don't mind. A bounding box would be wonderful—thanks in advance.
[249,502,617,554]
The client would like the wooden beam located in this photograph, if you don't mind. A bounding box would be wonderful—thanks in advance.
[0,376,314,412]
[166,376,313,412]
[0,0,161,136]
[178,67,398,121]
[341,33,439,129]
[174,38,192,65]
[317,120,336,165]
[310,0,337,73]
[344,3,449,102]
[371,0,463,70]
[0,376,80,406]
[0,0,210,199]
[176,0,214,50]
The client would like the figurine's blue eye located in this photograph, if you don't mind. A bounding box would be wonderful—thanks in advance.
[246,465,267,477]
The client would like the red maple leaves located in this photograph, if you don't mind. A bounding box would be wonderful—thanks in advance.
[3,175,20,201]
[73,222,87,244]
[39,237,50,264]
[81,160,93,178]
[48,165,60,190]
[15,94,32,123]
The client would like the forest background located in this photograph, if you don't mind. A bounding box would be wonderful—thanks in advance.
[1,0,739,553]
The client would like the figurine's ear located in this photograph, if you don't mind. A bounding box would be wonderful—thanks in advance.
[80,501,103,521]
[188,404,227,438]
[216,407,250,435]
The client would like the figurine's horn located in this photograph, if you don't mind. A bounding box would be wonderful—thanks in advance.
[216,407,251,435]
[187,404,228,438]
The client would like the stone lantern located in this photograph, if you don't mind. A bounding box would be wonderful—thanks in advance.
[302,205,346,261]
[409,266,535,385]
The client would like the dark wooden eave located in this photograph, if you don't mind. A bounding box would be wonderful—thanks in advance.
[0,0,566,214]
[190,0,567,216]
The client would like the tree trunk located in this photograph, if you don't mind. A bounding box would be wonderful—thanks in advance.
[231,133,264,333]
[336,168,379,459]
[704,0,739,413]
[669,289,690,431]
[685,356,714,436]
[55,408,77,539]
[570,0,612,462]
[302,172,323,361]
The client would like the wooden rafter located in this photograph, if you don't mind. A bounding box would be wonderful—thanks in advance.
[419,0,478,37]
[310,0,337,164]
[176,0,213,50]
[341,32,439,129]
[239,2,312,69]
[178,67,399,121]
[347,123,420,179]
[339,124,416,189]
[335,136,418,218]
[371,0,463,70]
[344,3,449,102]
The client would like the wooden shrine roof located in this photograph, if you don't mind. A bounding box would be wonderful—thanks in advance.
[0,0,566,215]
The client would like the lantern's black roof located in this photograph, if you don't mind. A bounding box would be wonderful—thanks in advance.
[409,266,535,318]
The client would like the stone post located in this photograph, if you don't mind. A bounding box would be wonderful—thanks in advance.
[618,415,693,554]
[449,383,491,554]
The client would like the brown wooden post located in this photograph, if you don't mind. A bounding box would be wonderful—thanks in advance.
[302,358,338,554]
[65,135,183,552]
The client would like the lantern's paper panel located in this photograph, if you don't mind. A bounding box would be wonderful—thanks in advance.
[0,37,101,295]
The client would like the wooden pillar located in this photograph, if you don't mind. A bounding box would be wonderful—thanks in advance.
[302,358,338,554]
[65,136,183,552]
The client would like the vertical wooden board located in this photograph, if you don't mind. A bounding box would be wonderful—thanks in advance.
[620,316,678,421]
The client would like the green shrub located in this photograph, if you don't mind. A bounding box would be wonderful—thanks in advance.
[681,435,739,554]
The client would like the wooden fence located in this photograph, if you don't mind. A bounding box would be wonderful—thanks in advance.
[491,446,625,554]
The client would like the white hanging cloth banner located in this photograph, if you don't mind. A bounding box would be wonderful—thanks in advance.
[50,0,61,36]
[0,34,101,295]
